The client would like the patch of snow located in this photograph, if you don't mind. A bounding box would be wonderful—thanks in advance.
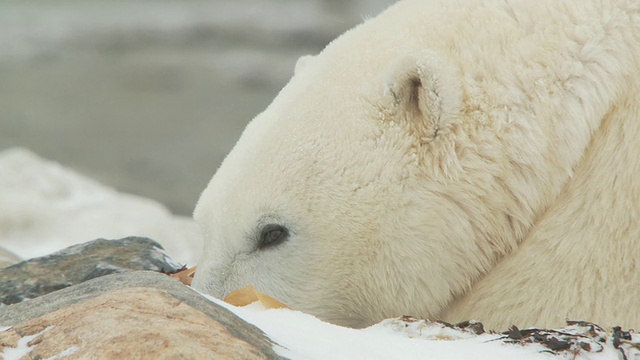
[45,346,79,360]
[0,147,202,265]
[0,325,54,360]
[202,295,559,360]
[0,326,11,332]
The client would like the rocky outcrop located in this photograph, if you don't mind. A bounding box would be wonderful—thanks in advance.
[0,271,285,359]
[0,237,182,305]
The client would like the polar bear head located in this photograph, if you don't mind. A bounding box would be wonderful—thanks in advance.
[192,0,626,327]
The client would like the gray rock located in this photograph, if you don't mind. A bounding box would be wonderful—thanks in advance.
[0,271,286,359]
[0,237,182,305]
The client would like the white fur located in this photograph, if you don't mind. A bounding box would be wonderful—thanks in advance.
[193,0,640,330]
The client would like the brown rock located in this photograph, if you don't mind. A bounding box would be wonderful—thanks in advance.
[0,271,286,359]
[0,287,273,359]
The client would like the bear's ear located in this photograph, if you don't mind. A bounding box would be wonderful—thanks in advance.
[381,50,462,143]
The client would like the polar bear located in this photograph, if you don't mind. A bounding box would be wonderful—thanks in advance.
[193,0,640,330]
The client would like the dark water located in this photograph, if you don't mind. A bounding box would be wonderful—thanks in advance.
[0,0,392,215]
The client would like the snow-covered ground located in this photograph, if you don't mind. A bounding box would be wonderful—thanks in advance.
[0,147,202,265]
[208,298,640,360]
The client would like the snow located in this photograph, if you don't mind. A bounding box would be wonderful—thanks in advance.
[206,297,639,360]
[45,346,79,360]
[209,297,548,360]
[0,147,202,266]
[0,325,54,360]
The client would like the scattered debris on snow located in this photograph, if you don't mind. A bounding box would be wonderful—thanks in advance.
[372,316,486,340]
[495,321,640,360]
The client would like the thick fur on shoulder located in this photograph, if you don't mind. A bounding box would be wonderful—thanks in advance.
[193,0,640,330]
[443,80,640,329]
[437,0,640,329]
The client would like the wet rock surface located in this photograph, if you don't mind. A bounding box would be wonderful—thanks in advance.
[0,237,182,305]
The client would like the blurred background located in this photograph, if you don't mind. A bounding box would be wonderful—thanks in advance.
[0,0,392,216]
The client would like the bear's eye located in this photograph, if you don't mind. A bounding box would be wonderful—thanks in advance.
[259,224,289,249]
